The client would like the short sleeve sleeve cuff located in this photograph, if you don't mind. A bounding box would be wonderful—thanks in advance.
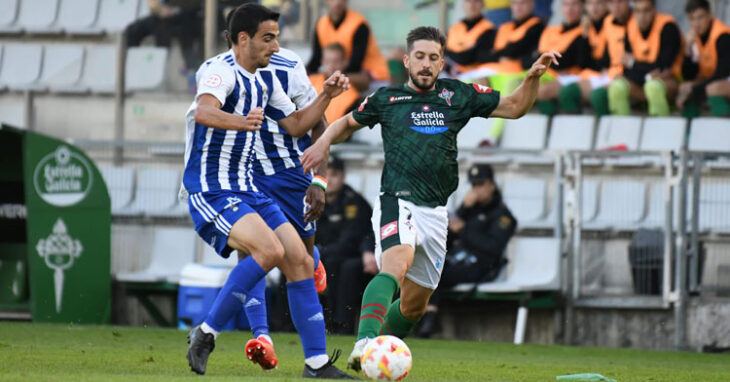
[470,83,501,118]
[196,61,236,105]
[292,62,319,109]
[351,91,380,127]
[351,108,370,126]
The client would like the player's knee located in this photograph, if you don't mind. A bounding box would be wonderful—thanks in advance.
[296,250,314,270]
[608,78,629,99]
[380,262,408,283]
[706,80,724,96]
[590,87,607,105]
[558,83,581,113]
[381,246,413,277]
[281,244,313,271]
[643,79,666,99]
[258,240,285,264]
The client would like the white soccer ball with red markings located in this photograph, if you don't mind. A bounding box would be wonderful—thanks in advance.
[360,335,412,381]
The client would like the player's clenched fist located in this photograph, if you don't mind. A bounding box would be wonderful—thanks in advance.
[526,51,561,79]
[241,107,264,131]
[322,70,350,98]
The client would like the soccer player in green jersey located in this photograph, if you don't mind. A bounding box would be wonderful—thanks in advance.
[302,26,560,370]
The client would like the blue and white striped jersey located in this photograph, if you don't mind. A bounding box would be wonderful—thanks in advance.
[190,48,319,177]
[182,50,297,194]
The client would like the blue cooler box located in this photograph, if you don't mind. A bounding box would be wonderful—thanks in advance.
[177,263,249,330]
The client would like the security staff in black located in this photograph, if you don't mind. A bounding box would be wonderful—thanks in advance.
[315,156,373,333]
[415,163,517,338]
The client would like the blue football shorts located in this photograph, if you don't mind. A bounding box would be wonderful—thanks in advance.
[188,190,288,258]
[253,167,316,239]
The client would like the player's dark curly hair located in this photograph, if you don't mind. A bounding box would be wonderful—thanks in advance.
[228,3,280,44]
[685,0,710,13]
[406,26,446,54]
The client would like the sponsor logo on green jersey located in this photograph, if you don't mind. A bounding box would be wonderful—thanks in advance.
[409,105,447,134]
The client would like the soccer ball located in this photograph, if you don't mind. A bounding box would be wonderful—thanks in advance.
[360,335,412,381]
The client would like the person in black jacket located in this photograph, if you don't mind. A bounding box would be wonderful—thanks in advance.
[316,156,375,333]
[415,164,517,338]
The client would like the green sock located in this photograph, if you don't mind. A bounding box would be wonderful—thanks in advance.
[681,100,700,118]
[708,96,730,116]
[608,78,631,115]
[558,82,582,113]
[590,87,609,116]
[357,272,399,340]
[380,299,419,338]
[644,79,670,116]
[536,100,557,115]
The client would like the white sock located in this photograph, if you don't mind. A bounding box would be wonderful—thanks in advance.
[305,354,329,369]
[258,334,273,345]
[200,322,219,339]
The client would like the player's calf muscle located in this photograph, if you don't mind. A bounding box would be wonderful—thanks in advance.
[399,300,428,320]
[400,279,433,320]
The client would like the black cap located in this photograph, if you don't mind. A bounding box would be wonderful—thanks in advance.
[468,164,494,184]
[327,155,345,171]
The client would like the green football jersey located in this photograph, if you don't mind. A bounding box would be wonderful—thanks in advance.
[352,78,501,207]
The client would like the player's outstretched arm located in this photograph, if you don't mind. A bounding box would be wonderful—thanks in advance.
[301,112,364,173]
[278,71,350,137]
[195,94,264,131]
[490,51,561,119]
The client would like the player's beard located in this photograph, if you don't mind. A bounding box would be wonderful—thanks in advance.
[408,68,437,91]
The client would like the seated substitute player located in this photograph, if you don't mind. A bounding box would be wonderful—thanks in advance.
[300,26,559,371]
[445,0,495,74]
[476,0,545,80]
[607,0,683,116]
[306,0,390,91]
[183,4,354,379]
[533,0,592,115]
[677,0,730,117]
[557,0,610,114]
[565,0,630,116]
[310,43,364,123]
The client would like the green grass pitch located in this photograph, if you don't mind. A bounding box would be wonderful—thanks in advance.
[0,322,728,381]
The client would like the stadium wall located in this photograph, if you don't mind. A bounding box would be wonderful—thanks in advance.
[439,298,730,352]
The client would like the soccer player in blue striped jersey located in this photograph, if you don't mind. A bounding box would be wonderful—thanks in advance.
[183,4,354,379]
[194,46,332,370]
